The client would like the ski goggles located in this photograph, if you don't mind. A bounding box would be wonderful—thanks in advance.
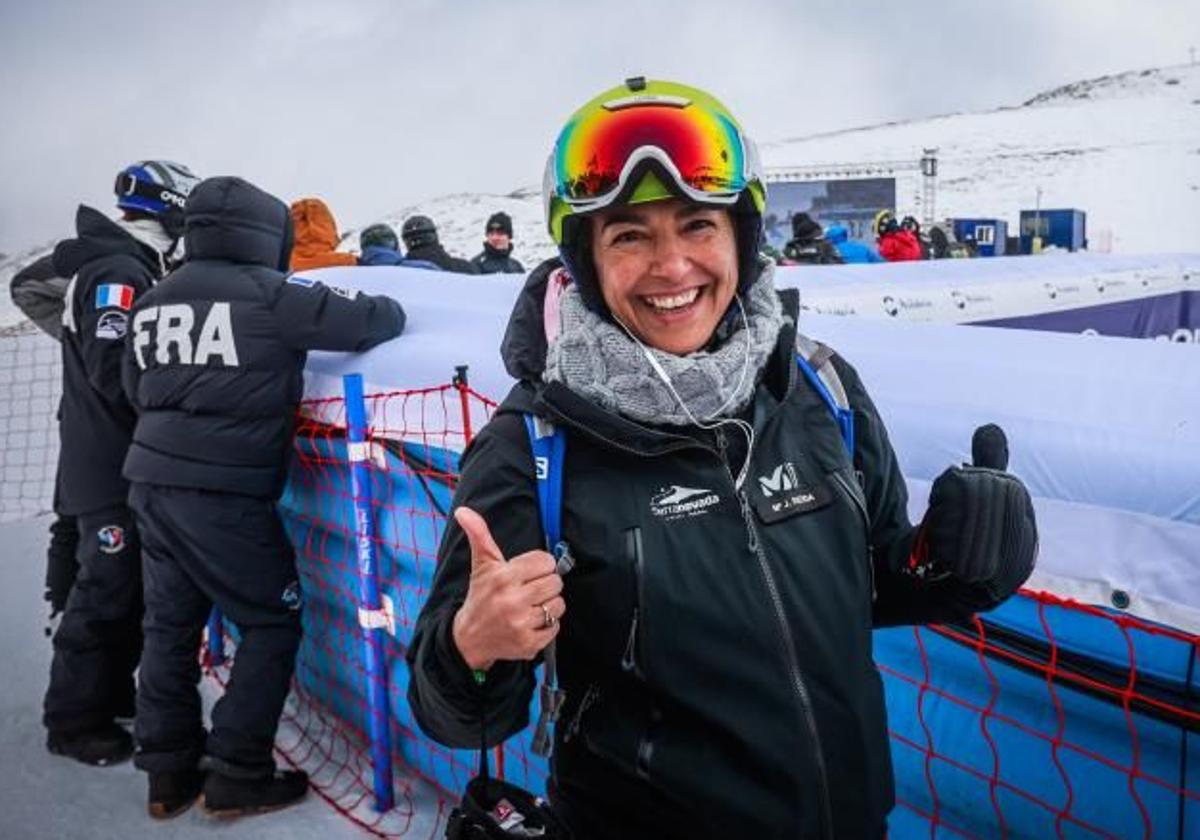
[544,85,764,237]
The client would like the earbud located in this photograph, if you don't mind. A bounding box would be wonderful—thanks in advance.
[615,295,758,489]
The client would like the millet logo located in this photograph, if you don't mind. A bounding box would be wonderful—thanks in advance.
[758,462,799,498]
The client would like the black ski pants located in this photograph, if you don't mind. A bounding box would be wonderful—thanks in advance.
[43,505,142,734]
[128,483,302,777]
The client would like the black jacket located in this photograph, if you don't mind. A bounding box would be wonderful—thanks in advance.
[122,176,406,499]
[783,235,844,265]
[408,260,1001,839]
[470,242,525,275]
[404,241,479,275]
[10,252,68,340]
[52,207,166,515]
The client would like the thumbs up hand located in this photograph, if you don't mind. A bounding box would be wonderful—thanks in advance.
[451,506,565,672]
[912,424,1037,607]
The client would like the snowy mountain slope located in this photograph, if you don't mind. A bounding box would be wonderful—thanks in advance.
[3,63,1195,330]
[759,63,1200,254]
[373,62,1194,264]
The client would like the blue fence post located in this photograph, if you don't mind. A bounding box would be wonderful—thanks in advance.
[206,608,225,666]
[343,373,395,812]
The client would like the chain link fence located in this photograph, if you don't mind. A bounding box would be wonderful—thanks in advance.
[0,324,60,523]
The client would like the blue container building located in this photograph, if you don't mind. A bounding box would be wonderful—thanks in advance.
[1019,208,1087,253]
[950,218,1009,257]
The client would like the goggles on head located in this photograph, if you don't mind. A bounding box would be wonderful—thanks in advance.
[544,78,766,245]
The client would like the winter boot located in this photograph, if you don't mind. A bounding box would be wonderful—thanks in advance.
[148,769,205,819]
[201,768,309,817]
[46,722,133,766]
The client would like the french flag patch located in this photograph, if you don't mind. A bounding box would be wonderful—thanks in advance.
[95,284,134,310]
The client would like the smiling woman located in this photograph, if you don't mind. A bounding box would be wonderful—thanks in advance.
[590,199,738,355]
[406,77,1039,840]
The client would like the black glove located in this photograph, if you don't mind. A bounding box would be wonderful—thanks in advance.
[913,424,1038,607]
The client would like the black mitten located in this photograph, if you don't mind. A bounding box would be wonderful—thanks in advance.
[915,425,1038,607]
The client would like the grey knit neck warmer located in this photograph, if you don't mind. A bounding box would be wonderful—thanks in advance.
[543,262,786,426]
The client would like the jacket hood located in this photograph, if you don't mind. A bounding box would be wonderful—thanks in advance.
[185,177,291,269]
[52,205,158,277]
[290,197,340,252]
[825,224,849,244]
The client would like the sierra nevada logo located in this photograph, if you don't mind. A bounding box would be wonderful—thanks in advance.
[650,485,721,520]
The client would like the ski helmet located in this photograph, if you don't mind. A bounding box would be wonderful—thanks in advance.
[401,215,438,250]
[873,209,899,237]
[114,160,199,238]
[542,77,767,313]
[360,223,399,252]
[900,215,920,234]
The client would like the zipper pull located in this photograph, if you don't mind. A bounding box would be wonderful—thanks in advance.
[562,685,598,743]
[620,608,640,672]
[737,490,759,553]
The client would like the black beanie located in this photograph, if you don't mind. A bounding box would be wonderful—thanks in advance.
[791,212,823,240]
[485,211,514,237]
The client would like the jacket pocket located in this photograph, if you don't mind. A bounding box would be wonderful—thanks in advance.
[619,526,646,679]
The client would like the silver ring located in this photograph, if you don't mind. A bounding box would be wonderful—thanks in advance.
[540,603,556,629]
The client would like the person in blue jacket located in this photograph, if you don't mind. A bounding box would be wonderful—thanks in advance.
[357,223,440,271]
[825,224,884,264]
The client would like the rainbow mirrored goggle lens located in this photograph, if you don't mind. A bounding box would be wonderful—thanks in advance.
[552,94,752,209]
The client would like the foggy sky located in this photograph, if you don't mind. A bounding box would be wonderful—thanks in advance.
[1,0,1196,254]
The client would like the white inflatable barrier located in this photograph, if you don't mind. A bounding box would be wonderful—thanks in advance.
[298,255,1200,633]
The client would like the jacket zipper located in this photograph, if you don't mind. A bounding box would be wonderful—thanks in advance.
[621,527,644,676]
[717,428,834,840]
[830,470,876,603]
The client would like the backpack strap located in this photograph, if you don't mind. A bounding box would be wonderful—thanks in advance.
[522,412,570,758]
[523,413,567,550]
[795,333,855,458]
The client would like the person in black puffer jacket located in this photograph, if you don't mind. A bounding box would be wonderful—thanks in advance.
[471,211,525,274]
[401,214,479,274]
[122,175,405,820]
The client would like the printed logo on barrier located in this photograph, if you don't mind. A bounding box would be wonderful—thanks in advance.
[281,580,302,611]
[1043,282,1058,300]
[1093,277,1106,294]
[95,310,128,340]
[950,290,967,310]
[881,295,899,317]
[650,485,720,520]
[97,525,125,554]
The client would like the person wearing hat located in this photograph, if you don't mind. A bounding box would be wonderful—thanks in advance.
[401,215,478,274]
[407,78,1038,838]
[43,159,200,768]
[357,223,441,271]
[471,211,525,274]
[781,211,843,265]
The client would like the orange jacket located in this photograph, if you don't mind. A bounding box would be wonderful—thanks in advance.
[288,198,358,271]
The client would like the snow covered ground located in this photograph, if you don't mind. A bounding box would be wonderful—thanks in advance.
[0,515,372,839]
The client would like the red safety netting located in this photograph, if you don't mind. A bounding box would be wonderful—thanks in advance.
[194,372,1199,839]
